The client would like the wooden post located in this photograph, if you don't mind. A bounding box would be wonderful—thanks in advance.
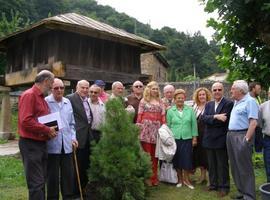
[0,86,14,140]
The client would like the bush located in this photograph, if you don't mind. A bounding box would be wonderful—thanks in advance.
[88,98,151,200]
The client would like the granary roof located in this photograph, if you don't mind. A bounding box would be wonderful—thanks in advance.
[0,13,165,52]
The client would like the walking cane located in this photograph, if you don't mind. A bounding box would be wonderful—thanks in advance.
[73,148,84,200]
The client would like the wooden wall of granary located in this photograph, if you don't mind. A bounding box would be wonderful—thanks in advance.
[6,30,141,74]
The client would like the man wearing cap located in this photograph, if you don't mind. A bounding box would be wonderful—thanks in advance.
[95,80,109,103]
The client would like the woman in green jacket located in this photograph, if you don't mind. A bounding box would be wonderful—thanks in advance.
[167,89,198,189]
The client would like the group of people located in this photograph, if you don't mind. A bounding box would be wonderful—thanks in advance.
[18,69,269,200]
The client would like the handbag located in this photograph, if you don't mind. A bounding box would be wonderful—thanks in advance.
[159,161,178,184]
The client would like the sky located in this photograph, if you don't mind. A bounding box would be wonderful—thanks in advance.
[96,0,216,41]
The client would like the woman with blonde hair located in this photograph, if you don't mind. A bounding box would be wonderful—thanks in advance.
[137,81,166,186]
[167,89,198,189]
[192,87,212,184]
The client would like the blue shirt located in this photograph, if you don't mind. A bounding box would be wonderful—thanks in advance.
[228,94,258,130]
[45,94,76,154]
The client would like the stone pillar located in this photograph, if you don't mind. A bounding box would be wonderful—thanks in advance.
[0,86,14,140]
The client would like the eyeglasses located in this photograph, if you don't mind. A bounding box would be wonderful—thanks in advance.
[53,86,64,90]
[90,91,98,94]
[213,89,222,92]
[134,85,143,88]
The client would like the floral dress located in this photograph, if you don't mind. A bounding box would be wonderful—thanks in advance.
[137,99,166,144]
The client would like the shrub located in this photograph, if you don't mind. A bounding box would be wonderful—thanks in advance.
[88,98,151,200]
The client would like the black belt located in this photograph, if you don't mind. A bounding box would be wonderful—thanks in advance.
[229,129,248,132]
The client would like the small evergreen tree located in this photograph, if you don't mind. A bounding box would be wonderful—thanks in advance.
[89,98,151,200]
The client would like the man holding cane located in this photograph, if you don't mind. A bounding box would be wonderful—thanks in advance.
[45,78,78,199]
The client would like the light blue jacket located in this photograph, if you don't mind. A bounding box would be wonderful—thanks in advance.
[45,94,76,154]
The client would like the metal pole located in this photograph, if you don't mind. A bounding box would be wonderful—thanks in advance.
[193,63,196,91]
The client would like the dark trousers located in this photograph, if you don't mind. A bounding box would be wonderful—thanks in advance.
[19,137,47,200]
[263,135,270,182]
[47,153,74,200]
[74,131,100,196]
[206,148,230,192]
[227,131,255,200]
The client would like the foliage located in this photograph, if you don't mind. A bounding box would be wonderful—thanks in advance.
[253,153,264,169]
[0,10,29,74]
[202,0,270,88]
[89,98,151,200]
[0,0,223,80]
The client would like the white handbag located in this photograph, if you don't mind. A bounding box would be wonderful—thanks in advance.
[159,161,178,184]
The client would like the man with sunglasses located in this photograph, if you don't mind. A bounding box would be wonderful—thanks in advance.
[127,80,144,123]
[45,78,78,199]
[88,84,105,142]
[201,82,233,197]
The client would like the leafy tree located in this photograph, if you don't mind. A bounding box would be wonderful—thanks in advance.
[89,98,151,200]
[202,0,270,87]
[0,11,29,74]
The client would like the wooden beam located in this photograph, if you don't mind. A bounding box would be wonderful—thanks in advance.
[65,64,149,84]
[4,65,52,86]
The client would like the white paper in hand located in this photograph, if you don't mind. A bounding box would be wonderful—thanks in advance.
[38,112,64,130]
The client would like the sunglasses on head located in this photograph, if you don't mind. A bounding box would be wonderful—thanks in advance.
[90,91,98,94]
[134,85,143,88]
[53,86,64,90]
[213,89,222,92]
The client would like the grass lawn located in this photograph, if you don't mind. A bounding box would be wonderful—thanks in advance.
[0,155,267,200]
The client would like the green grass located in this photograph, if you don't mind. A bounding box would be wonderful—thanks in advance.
[147,167,266,200]
[0,155,267,200]
[0,156,27,200]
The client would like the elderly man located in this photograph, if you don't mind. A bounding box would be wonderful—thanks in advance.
[110,81,125,98]
[94,79,109,103]
[162,84,175,109]
[201,82,233,197]
[18,70,57,200]
[227,80,258,200]
[66,80,93,197]
[88,84,105,142]
[45,78,78,200]
[127,80,144,122]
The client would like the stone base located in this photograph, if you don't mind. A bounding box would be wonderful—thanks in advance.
[0,132,15,140]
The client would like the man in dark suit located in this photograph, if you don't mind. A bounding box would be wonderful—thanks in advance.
[201,82,233,197]
[66,80,93,196]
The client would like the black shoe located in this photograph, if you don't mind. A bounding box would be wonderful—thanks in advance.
[230,193,243,200]
[205,186,218,191]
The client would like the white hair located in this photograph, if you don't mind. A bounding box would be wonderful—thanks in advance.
[163,84,175,92]
[112,81,123,90]
[233,80,249,94]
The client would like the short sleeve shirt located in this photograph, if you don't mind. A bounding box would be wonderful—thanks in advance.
[228,94,259,130]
